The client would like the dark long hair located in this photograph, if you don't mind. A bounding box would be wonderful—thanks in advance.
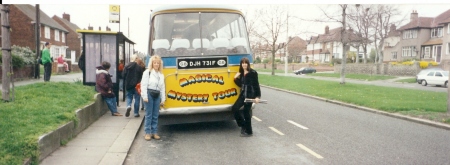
[238,57,251,74]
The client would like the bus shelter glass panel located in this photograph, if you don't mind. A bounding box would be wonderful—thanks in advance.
[101,35,117,83]
[151,12,251,57]
[85,34,101,83]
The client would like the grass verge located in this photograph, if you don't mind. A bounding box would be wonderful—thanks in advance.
[394,78,417,83]
[258,74,450,124]
[0,82,96,165]
[306,73,397,81]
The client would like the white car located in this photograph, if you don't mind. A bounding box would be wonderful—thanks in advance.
[417,70,449,87]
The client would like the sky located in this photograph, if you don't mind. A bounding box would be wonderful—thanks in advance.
[4,0,450,53]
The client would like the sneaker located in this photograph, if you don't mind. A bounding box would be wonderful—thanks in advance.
[112,113,123,116]
[152,134,161,140]
[125,107,131,117]
[144,134,151,141]
[134,114,140,117]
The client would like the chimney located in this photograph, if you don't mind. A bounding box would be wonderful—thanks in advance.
[410,10,418,22]
[106,26,111,31]
[88,25,93,30]
[325,26,329,34]
[99,26,101,31]
[62,13,70,22]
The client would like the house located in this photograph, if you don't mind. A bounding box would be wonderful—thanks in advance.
[305,26,367,63]
[52,13,82,63]
[383,24,402,62]
[393,10,450,64]
[5,4,69,59]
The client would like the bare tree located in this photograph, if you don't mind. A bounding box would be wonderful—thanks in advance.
[373,5,403,64]
[347,4,376,64]
[251,5,289,75]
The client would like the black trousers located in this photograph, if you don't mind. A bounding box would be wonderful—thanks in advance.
[231,94,252,134]
[44,62,52,82]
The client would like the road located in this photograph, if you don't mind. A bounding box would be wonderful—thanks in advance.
[124,87,450,165]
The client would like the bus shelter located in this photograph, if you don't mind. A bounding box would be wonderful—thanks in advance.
[76,30,135,105]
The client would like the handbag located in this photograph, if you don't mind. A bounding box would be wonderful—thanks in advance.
[135,82,141,95]
[149,89,160,98]
[38,58,43,65]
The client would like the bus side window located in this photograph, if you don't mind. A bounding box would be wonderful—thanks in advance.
[152,39,170,56]
[230,38,247,54]
[212,38,230,55]
[171,39,190,56]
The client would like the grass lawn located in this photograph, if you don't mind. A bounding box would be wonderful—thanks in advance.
[254,68,286,73]
[0,82,96,164]
[258,74,450,124]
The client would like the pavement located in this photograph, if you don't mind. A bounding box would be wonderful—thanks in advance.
[2,71,447,165]
[1,73,144,165]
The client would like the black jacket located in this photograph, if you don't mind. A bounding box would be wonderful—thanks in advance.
[122,62,144,90]
[234,69,261,99]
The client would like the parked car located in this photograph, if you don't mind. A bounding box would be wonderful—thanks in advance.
[416,70,448,88]
[416,68,444,84]
[294,67,316,75]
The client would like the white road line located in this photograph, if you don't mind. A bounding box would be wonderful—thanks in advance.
[268,127,284,135]
[296,143,324,159]
[252,116,262,121]
[287,120,309,130]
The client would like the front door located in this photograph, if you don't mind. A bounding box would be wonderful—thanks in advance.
[436,45,442,62]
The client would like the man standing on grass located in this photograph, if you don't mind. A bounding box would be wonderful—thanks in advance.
[42,42,52,82]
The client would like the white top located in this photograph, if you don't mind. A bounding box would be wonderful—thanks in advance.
[140,69,166,103]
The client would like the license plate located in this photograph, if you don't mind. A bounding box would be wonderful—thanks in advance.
[177,57,227,69]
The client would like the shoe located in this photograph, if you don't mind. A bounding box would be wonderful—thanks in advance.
[144,134,151,141]
[241,128,246,134]
[112,113,123,116]
[134,114,140,117]
[152,134,161,140]
[125,107,131,117]
[141,107,144,111]
[240,131,252,137]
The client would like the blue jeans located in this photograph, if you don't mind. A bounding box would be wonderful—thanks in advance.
[126,88,141,115]
[104,97,118,114]
[119,79,123,90]
[144,93,161,134]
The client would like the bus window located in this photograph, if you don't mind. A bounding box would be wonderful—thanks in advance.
[151,12,251,57]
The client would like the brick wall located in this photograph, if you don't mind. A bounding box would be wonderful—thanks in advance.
[52,16,81,60]
[333,63,424,76]
[0,65,35,83]
[9,5,35,50]
[253,63,334,72]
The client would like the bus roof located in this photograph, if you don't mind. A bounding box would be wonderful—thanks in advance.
[151,4,243,16]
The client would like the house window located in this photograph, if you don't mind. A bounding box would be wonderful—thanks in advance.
[45,26,50,39]
[402,46,416,57]
[424,47,431,58]
[431,28,443,38]
[403,30,417,39]
[55,30,59,41]
[447,43,450,55]
[62,33,65,43]
[391,52,397,59]
[52,47,60,59]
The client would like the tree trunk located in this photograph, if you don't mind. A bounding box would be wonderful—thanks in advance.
[2,4,11,102]
[339,5,347,84]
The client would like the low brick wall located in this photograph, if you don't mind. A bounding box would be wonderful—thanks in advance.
[253,63,334,72]
[0,65,34,83]
[34,93,108,163]
[334,62,425,76]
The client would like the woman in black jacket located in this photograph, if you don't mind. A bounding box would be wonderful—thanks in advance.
[231,57,261,137]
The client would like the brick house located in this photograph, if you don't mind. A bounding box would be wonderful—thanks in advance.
[389,10,450,64]
[305,26,369,63]
[52,13,82,63]
[4,4,69,59]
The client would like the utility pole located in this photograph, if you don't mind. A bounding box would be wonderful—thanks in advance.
[1,4,11,101]
[35,4,40,79]
[339,4,348,84]
[128,17,129,38]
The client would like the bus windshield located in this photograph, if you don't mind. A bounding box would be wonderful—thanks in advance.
[151,12,251,57]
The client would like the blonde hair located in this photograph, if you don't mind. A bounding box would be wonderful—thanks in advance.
[130,54,138,62]
[148,55,163,72]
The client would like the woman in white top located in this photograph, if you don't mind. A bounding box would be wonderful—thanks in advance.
[140,55,166,141]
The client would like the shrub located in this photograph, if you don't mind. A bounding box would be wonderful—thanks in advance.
[11,45,36,65]
[0,52,25,68]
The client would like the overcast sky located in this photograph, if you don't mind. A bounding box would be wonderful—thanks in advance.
[4,1,450,53]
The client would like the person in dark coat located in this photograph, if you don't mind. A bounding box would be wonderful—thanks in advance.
[78,51,85,72]
[122,54,145,117]
[96,61,122,116]
[231,57,261,137]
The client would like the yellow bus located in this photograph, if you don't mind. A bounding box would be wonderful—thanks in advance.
[148,5,254,125]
